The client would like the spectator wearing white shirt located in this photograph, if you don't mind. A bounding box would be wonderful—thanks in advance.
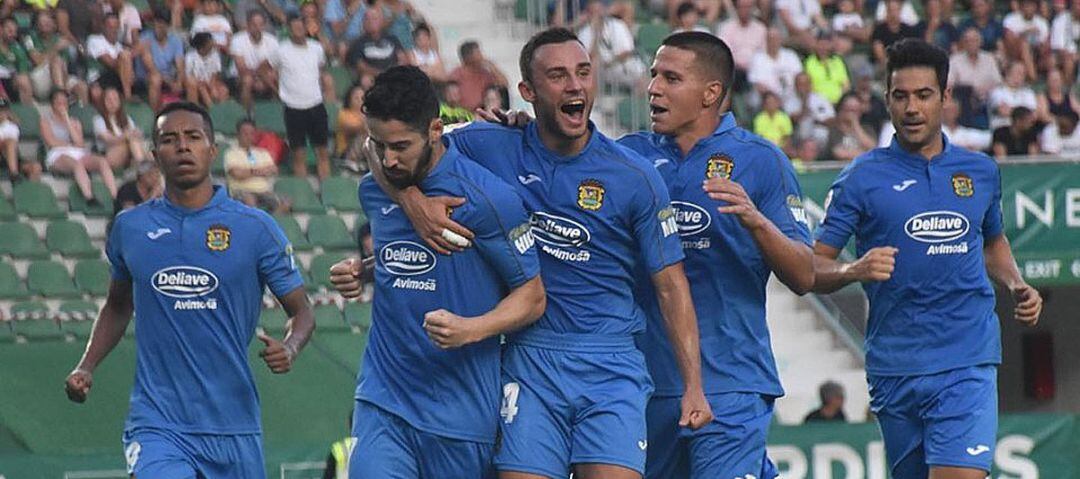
[272,13,330,179]
[184,32,229,108]
[1040,110,1080,154]
[191,0,234,50]
[103,0,141,46]
[776,0,828,49]
[717,0,766,91]
[873,0,919,26]
[93,86,146,169]
[948,27,1003,110]
[1003,0,1050,81]
[1050,0,1080,84]
[747,28,802,109]
[989,62,1037,129]
[942,97,992,152]
[230,11,280,112]
[87,14,135,101]
[784,72,834,146]
[409,23,446,83]
[578,0,647,91]
[832,0,871,55]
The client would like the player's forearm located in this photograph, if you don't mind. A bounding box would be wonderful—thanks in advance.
[810,253,858,294]
[471,276,546,340]
[280,289,315,356]
[746,218,814,294]
[77,302,133,372]
[984,234,1025,290]
[653,264,704,391]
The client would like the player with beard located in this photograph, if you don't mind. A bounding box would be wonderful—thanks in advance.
[361,28,711,479]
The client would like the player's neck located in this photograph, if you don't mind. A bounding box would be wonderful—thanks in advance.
[537,122,591,157]
[165,181,215,209]
[415,142,446,185]
[673,113,722,157]
[897,132,944,161]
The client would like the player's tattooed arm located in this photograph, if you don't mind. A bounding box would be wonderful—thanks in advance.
[423,276,546,349]
[652,263,713,430]
[259,288,315,374]
[984,234,1042,327]
[65,280,135,403]
[810,242,898,294]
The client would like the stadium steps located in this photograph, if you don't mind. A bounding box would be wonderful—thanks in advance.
[765,278,871,425]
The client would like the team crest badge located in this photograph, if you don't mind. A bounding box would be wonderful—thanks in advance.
[706,154,734,180]
[206,224,231,251]
[577,179,605,211]
[951,173,974,197]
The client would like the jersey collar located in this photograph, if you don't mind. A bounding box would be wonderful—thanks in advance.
[161,184,229,216]
[656,113,736,154]
[525,121,600,163]
[886,132,955,165]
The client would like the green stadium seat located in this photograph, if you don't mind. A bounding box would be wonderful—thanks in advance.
[252,101,286,135]
[326,101,341,133]
[0,318,11,342]
[309,252,348,290]
[0,197,14,221]
[302,266,318,292]
[69,180,115,217]
[10,103,40,140]
[313,304,349,332]
[46,220,99,258]
[58,299,99,322]
[307,214,355,251]
[321,176,360,212]
[0,262,29,299]
[9,300,50,320]
[273,214,312,251]
[74,259,110,296]
[11,317,64,340]
[13,181,65,219]
[209,100,249,135]
[127,102,156,134]
[60,316,95,338]
[274,177,325,213]
[343,301,372,330]
[1,222,50,259]
[27,260,81,299]
[259,307,289,332]
[213,141,228,175]
[329,65,354,101]
[636,23,671,62]
[70,103,99,139]
[616,96,651,132]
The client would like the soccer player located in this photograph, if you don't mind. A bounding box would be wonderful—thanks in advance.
[812,39,1042,479]
[372,28,712,479]
[63,101,314,478]
[616,32,814,479]
[328,66,546,478]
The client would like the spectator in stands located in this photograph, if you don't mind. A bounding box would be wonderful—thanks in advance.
[409,23,446,83]
[335,84,368,172]
[852,69,890,134]
[993,106,1041,157]
[230,11,280,112]
[748,28,802,109]
[0,18,31,103]
[949,27,1003,108]
[672,2,709,34]
[448,40,509,110]
[0,98,32,183]
[324,0,365,54]
[989,62,1037,129]
[872,0,920,65]
[753,91,793,149]
[826,93,877,161]
[93,86,146,169]
[832,0,871,55]
[785,72,835,146]
[273,13,330,179]
[790,137,820,172]
[776,0,828,49]
[958,0,1005,53]
[577,0,647,91]
[103,0,141,46]
[1040,110,1080,154]
[873,0,920,26]
[88,14,135,100]
[804,380,847,422]
[57,0,103,45]
[302,1,336,61]
[25,11,83,104]
[226,118,283,212]
[136,11,184,111]
[665,0,720,28]
[41,89,117,204]
[943,97,992,152]
[1037,69,1078,124]
[114,159,162,215]
[804,32,849,105]
[482,85,505,111]
[1051,0,1080,85]
[439,80,473,125]
[385,0,424,50]
[233,0,298,28]
[185,32,229,108]
[346,7,407,89]
[191,0,234,50]
[915,0,960,52]
[1003,0,1049,81]
[717,0,766,92]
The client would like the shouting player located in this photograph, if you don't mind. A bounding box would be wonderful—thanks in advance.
[812,39,1042,479]
[64,101,314,478]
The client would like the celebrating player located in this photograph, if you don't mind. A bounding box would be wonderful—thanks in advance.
[64,101,314,478]
[812,39,1042,479]
[329,66,546,478]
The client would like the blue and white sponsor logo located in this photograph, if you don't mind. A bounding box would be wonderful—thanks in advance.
[671,201,712,236]
[381,241,437,276]
[530,212,591,248]
[152,266,219,298]
[904,211,970,243]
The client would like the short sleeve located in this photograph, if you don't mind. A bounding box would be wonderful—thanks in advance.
[467,183,540,289]
[257,216,305,297]
[815,163,862,249]
[628,161,685,274]
[106,214,131,281]
[92,115,108,140]
[87,37,106,59]
[444,123,519,181]
[756,147,812,245]
[983,164,1004,238]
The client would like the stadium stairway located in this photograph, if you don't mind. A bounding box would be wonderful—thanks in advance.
[765,278,872,425]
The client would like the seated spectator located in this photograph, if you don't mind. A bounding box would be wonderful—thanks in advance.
[0,99,35,183]
[1040,110,1080,154]
[577,0,647,91]
[717,0,767,91]
[832,0,871,55]
[1050,0,1080,84]
[1037,69,1078,124]
[449,40,509,111]
[93,86,146,169]
[409,23,446,83]
[785,72,835,146]
[0,18,32,103]
[385,0,424,50]
[439,81,473,125]
[776,0,828,49]
[804,32,848,105]
[672,2,710,34]
[753,92,793,149]
[230,11,280,111]
[346,7,407,88]
[748,28,803,108]
[949,28,1003,109]
[103,0,141,46]
[233,0,299,28]
[804,380,847,423]
[943,97,992,152]
[915,0,960,52]
[56,0,103,46]
[992,106,1041,157]
[827,94,877,161]
[136,11,185,110]
[185,32,229,108]
[40,89,116,204]
[852,70,889,134]
[88,13,135,100]
[989,62,1037,129]
[482,85,505,111]
[1003,0,1049,81]
[25,11,84,103]
[191,0,233,49]
[872,0,920,65]
[324,0,365,53]
[226,119,283,212]
[958,0,1005,53]
[790,137,820,172]
[873,0,919,26]
[665,0,720,28]
[114,160,162,216]
[335,84,368,172]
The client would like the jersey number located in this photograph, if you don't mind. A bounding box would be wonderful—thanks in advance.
[501,382,520,424]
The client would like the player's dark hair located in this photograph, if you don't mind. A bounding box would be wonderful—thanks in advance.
[458,40,479,61]
[661,31,735,104]
[519,27,583,84]
[1011,106,1033,123]
[676,1,697,17]
[364,66,440,134]
[154,101,215,143]
[885,38,949,95]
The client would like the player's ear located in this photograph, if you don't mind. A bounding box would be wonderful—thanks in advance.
[429,117,443,144]
[518,80,536,104]
[703,80,724,108]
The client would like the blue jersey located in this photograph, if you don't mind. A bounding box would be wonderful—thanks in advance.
[618,114,812,397]
[357,146,541,444]
[816,136,1004,376]
[106,186,303,434]
[446,122,684,339]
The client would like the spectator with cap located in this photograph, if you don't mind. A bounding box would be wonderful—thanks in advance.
[448,40,508,110]
[225,118,284,213]
[1050,0,1080,85]
[272,13,331,179]
[804,31,849,105]
[136,10,185,110]
[114,160,163,216]
[872,0,920,65]
[0,17,31,103]
[230,10,280,112]
[87,13,135,100]
[577,0,646,91]
[409,23,446,83]
[804,380,847,422]
[1040,110,1080,154]
[346,7,408,89]
[184,32,229,108]
[717,0,766,91]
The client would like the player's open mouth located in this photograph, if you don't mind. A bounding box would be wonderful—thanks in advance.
[650,104,669,119]
[560,100,586,125]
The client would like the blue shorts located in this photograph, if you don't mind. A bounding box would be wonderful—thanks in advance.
[121,428,264,479]
[495,332,653,479]
[645,392,778,479]
[350,400,494,479]
[868,365,998,478]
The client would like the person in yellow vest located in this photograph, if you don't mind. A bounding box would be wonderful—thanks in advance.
[323,412,357,479]
[753,91,794,149]
[804,31,850,105]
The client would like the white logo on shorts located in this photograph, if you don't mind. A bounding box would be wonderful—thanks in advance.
[125,441,142,474]
[638,440,648,451]
[966,444,990,456]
